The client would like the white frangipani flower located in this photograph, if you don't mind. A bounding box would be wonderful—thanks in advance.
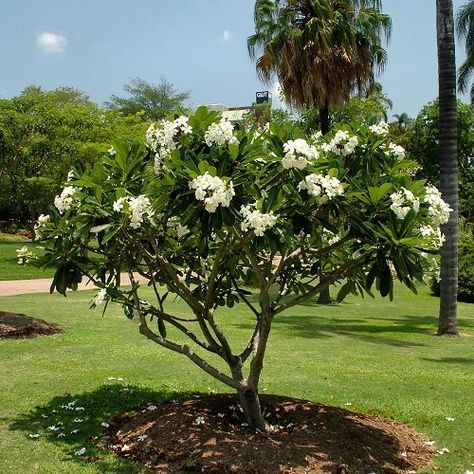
[369,121,390,136]
[113,195,155,229]
[92,288,107,307]
[322,130,358,156]
[390,188,420,219]
[167,216,189,238]
[282,138,319,169]
[424,186,452,226]
[240,204,277,236]
[34,214,50,239]
[54,186,77,214]
[204,118,238,147]
[189,172,235,213]
[146,116,193,174]
[195,416,205,425]
[74,447,86,456]
[385,143,406,161]
[298,174,344,201]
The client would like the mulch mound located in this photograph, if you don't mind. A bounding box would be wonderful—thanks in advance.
[0,311,63,338]
[103,394,435,473]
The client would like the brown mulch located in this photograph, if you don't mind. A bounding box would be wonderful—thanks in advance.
[0,311,63,338]
[102,394,435,473]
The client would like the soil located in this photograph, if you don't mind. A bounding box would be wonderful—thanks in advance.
[102,394,435,473]
[0,311,63,338]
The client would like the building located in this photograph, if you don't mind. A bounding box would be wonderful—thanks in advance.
[206,92,272,124]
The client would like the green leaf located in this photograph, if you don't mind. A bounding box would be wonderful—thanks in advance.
[228,143,239,160]
[90,224,112,234]
[157,318,167,338]
[198,161,210,174]
[337,281,354,302]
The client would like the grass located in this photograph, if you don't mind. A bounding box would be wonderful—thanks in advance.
[0,284,473,473]
[0,242,53,281]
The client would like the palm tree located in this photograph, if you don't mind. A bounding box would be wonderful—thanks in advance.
[392,112,412,129]
[457,1,474,102]
[248,0,391,134]
[436,0,459,335]
[248,0,391,303]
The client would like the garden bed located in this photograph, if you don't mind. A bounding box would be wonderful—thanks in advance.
[103,394,435,473]
[0,311,63,338]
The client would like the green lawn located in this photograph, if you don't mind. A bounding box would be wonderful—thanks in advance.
[0,284,473,473]
[0,242,53,281]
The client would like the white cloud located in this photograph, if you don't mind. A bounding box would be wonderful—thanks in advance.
[37,32,67,53]
[221,30,232,41]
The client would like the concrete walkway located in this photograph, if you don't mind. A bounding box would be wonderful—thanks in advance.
[0,273,148,297]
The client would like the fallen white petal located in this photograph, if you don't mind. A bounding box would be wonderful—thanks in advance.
[74,447,86,456]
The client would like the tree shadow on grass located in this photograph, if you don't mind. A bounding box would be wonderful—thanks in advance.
[420,357,474,364]
[8,384,194,473]
[234,313,461,348]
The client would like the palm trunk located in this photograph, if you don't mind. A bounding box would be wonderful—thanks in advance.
[318,100,332,304]
[436,0,459,335]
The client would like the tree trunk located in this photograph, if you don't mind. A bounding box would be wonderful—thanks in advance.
[238,387,269,431]
[318,100,332,305]
[436,0,459,335]
[319,101,330,135]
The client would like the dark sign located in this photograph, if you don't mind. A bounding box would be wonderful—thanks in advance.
[256,91,272,104]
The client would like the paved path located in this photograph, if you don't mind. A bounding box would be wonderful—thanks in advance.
[0,273,148,297]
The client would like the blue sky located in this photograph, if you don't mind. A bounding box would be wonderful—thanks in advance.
[0,0,469,117]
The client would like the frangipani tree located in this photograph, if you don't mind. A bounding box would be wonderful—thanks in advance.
[38,108,451,431]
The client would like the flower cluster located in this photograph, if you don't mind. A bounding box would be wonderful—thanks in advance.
[204,118,239,147]
[298,174,344,201]
[92,288,108,307]
[146,116,193,173]
[34,214,50,239]
[240,204,277,236]
[390,188,420,219]
[369,121,390,136]
[419,225,445,248]
[385,143,406,161]
[424,186,452,226]
[189,172,235,213]
[113,195,155,229]
[322,130,358,156]
[16,246,38,265]
[54,186,78,214]
[282,139,319,170]
[167,216,189,238]
[323,228,341,246]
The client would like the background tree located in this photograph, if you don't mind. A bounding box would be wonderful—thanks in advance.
[247,0,391,134]
[0,86,148,231]
[105,77,191,121]
[392,112,413,129]
[248,0,391,303]
[402,100,474,224]
[436,0,459,335]
[457,0,474,102]
[39,109,451,430]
